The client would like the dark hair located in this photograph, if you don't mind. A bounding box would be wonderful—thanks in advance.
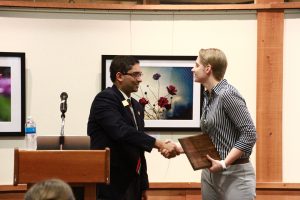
[110,55,140,82]
[24,179,75,200]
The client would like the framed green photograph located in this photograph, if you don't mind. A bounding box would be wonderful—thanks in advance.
[0,52,25,136]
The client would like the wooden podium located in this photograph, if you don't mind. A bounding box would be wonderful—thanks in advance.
[13,148,110,200]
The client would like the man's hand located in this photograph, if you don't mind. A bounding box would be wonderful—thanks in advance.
[159,140,182,158]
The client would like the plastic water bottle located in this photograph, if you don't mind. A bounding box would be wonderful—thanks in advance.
[25,116,37,150]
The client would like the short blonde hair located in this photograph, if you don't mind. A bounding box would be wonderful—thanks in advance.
[199,48,227,81]
[24,179,75,200]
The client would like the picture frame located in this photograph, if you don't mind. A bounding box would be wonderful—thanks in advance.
[101,55,203,131]
[0,52,25,136]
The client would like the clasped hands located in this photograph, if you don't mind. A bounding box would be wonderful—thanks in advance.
[156,140,183,159]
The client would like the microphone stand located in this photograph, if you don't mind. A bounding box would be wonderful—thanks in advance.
[60,113,65,150]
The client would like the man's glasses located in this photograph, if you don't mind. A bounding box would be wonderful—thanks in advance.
[123,72,143,78]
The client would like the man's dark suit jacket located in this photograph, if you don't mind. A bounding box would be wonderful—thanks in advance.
[87,85,156,200]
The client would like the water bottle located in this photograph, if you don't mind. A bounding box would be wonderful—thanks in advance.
[25,116,37,150]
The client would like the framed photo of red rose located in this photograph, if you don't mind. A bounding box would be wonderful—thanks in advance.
[0,52,25,136]
[101,55,203,131]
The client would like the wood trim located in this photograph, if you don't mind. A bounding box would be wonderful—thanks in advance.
[150,182,200,189]
[256,182,300,189]
[161,0,254,3]
[15,150,109,184]
[0,1,300,10]
[0,185,26,192]
[1,182,300,200]
[149,182,300,190]
[272,2,300,8]
[256,10,284,182]
[2,182,300,192]
[83,183,96,200]
[138,0,160,4]
[105,147,110,185]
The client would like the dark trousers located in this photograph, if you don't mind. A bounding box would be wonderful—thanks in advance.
[123,175,141,200]
[98,175,141,200]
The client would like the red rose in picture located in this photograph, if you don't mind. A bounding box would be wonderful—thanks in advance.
[167,85,177,95]
[136,73,178,120]
[158,97,169,108]
[139,97,149,107]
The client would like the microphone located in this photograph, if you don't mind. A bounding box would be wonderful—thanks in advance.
[60,92,68,140]
[60,92,68,115]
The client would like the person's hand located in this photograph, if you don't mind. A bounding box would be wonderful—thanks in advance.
[206,154,223,173]
[160,141,176,158]
[165,140,184,154]
[160,140,181,158]
[175,144,184,154]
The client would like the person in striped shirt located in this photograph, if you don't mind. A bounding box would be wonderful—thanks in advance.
[192,48,257,200]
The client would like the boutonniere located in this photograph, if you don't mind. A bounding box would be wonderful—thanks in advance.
[122,99,129,107]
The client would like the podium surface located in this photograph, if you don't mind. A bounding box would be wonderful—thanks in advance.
[14,149,110,200]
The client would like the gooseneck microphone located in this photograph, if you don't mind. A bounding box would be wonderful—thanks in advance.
[60,92,68,115]
[60,92,68,143]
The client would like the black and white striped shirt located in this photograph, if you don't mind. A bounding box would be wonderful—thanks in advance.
[200,79,257,160]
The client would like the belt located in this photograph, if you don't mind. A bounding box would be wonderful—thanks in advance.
[231,158,249,165]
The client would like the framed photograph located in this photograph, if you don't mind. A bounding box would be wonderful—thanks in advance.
[101,55,203,131]
[0,52,25,136]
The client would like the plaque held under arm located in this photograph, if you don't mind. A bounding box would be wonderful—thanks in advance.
[178,133,221,170]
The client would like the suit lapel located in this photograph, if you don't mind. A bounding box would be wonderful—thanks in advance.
[111,85,142,129]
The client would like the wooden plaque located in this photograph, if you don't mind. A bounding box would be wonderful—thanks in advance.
[179,133,221,170]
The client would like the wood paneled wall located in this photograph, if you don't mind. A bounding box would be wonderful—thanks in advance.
[256,0,284,182]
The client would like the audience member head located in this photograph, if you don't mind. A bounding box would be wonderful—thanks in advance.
[24,179,75,200]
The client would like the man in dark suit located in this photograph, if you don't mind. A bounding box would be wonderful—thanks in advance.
[87,55,178,200]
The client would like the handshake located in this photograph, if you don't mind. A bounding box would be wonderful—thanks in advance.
[155,139,183,159]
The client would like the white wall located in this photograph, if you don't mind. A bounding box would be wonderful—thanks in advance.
[0,9,257,184]
[283,12,300,183]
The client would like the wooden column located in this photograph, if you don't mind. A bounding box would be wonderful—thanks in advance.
[256,6,284,181]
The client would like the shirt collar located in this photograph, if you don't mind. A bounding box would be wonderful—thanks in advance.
[203,79,228,98]
[119,89,130,101]
[213,79,227,95]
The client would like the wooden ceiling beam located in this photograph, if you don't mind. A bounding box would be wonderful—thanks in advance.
[137,0,160,5]
[0,1,300,10]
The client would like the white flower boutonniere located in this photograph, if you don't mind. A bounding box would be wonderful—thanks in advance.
[122,99,129,107]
